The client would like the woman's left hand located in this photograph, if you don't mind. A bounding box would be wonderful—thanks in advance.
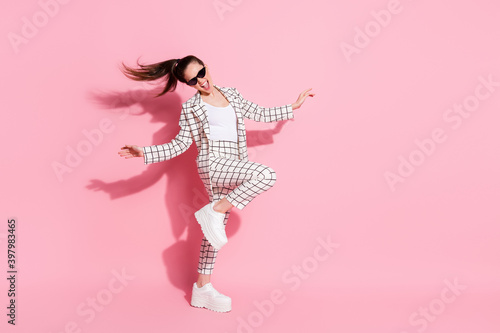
[292,88,315,110]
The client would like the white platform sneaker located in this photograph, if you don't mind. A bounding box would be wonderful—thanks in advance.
[191,282,231,312]
[194,202,228,250]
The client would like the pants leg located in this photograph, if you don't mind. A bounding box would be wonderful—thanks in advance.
[197,140,277,275]
[197,186,230,274]
[209,156,277,211]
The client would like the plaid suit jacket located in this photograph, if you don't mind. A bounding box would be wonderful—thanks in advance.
[142,85,294,201]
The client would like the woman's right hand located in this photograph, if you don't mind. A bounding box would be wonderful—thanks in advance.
[118,145,144,159]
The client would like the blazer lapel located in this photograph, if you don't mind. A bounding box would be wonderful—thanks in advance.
[190,92,210,139]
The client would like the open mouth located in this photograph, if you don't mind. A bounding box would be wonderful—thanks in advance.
[200,81,210,89]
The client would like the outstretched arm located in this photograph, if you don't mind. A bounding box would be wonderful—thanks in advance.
[141,106,193,164]
[233,87,314,123]
[233,88,293,123]
[118,106,193,164]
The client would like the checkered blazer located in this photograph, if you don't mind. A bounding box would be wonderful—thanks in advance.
[142,84,294,201]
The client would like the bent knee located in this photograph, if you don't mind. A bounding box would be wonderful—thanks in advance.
[259,166,277,187]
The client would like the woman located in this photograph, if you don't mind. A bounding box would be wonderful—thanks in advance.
[118,55,314,312]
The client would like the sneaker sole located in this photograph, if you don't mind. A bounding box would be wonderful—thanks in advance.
[194,207,227,250]
[191,297,231,313]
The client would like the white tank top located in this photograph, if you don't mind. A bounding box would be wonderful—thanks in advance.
[202,101,238,142]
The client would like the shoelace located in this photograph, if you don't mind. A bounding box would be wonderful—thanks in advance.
[207,285,225,298]
[212,288,222,296]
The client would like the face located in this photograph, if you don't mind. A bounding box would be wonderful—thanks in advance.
[183,62,214,95]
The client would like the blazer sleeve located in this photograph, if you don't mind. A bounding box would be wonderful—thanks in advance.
[232,88,294,122]
[141,105,193,164]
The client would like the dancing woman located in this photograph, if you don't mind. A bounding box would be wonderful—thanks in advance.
[118,55,314,312]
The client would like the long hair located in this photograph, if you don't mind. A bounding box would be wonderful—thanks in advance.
[120,55,205,97]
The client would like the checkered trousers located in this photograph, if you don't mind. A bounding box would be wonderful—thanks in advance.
[198,139,277,274]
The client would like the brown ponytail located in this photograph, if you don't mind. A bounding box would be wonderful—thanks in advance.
[119,55,205,97]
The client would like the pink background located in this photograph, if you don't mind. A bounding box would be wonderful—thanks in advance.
[1,0,499,332]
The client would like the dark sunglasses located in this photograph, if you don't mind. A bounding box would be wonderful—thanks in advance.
[186,66,206,86]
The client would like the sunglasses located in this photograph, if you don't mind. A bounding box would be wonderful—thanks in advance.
[186,66,207,86]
